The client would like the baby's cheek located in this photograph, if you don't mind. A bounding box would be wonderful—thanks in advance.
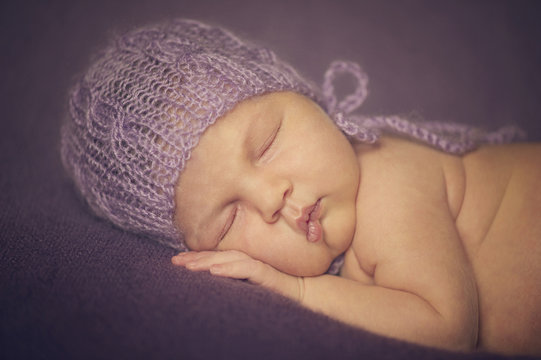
[232,210,263,252]
[240,216,272,250]
[321,201,356,253]
[240,218,288,261]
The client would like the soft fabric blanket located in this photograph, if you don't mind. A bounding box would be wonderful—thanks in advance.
[1,1,540,359]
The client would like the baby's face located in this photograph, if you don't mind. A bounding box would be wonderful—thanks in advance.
[174,92,360,276]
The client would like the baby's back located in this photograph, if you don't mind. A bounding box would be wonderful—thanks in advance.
[456,143,541,354]
[351,138,540,354]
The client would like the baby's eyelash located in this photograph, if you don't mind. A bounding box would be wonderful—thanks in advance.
[258,122,282,158]
[218,206,238,244]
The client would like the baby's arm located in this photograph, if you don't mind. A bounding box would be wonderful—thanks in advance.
[173,238,477,351]
[311,137,479,350]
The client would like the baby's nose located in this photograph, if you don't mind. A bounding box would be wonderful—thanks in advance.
[241,172,291,223]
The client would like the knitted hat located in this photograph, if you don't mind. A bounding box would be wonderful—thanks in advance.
[61,18,525,251]
[60,19,323,250]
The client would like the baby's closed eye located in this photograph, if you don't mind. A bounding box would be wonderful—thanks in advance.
[217,205,238,246]
[257,120,282,162]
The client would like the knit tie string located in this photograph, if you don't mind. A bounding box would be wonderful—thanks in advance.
[322,60,369,115]
[322,61,379,143]
[322,61,526,154]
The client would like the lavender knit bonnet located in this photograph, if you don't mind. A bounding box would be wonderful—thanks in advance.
[61,18,524,251]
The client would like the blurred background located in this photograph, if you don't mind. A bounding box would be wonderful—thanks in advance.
[1,1,540,358]
[2,0,540,145]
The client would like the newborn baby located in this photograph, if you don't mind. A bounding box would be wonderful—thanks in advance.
[61,19,540,355]
[173,91,541,355]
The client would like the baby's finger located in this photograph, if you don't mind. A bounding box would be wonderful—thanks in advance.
[209,258,269,285]
[174,250,250,271]
[171,251,204,265]
[196,255,302,301]
[209,259,301,301]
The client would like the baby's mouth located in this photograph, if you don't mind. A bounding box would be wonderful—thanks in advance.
[296,199,322,242]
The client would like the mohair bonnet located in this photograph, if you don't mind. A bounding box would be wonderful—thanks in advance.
[61,19,523,250]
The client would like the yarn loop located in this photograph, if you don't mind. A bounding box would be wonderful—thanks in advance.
[321,61,526,154]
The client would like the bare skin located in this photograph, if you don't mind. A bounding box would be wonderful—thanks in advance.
[345,138,541,354]
[172,92,541,355]
[456,144,541,354]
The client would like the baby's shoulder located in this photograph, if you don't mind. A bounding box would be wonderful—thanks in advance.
[354,135,450,162]
[354,135,466,218]
[350,136,465,265]
[354,136,462,181]
[463,142,541,172]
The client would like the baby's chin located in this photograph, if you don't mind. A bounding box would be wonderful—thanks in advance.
[278,256,334,277]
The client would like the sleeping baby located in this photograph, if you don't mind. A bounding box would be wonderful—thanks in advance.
[60,19,541,355]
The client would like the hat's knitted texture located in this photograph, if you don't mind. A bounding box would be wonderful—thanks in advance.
[61,18,525,251]
[61,19,320,250]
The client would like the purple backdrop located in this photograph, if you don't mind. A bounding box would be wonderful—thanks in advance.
[1,1,540,359]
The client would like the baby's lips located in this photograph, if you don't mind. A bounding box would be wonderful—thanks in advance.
[295,199,321,234]
[307,220,322,243]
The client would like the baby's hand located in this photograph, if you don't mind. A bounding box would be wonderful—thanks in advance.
[171,250,304,302]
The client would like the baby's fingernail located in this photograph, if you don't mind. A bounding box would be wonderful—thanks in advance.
[172,255,189,264]
[210,265,222,275]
